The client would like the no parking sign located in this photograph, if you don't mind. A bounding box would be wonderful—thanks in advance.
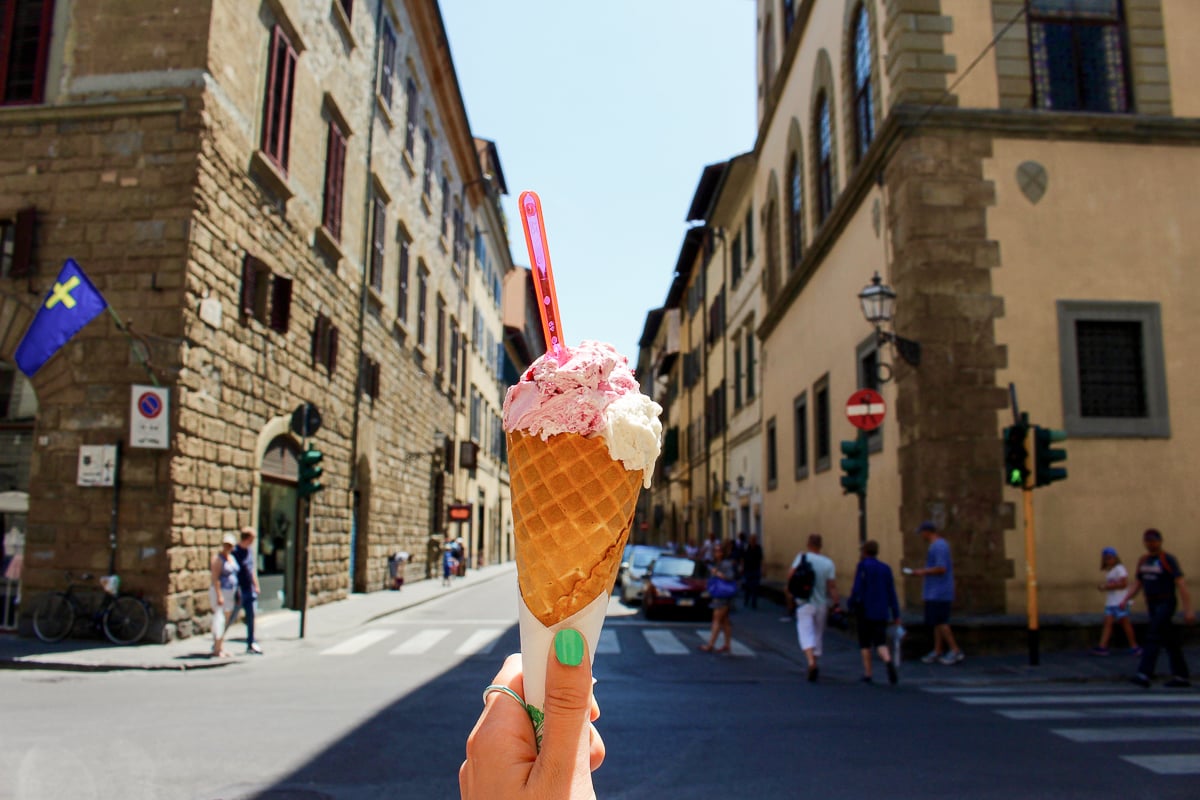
[130,384,169,449]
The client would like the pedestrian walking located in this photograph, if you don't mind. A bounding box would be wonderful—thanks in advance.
[209,533,238,658]
[443,540,458,587]
[742,533,764,609]
[700,540,737,653]
[787,533,839,682]
[1121,529,1195,688]
[848,540,901,684]
[908,521,964,665]
[1091,546,1138,656]
[389,550,411,591]
[230,527,263,655]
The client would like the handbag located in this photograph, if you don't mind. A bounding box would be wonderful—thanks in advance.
[707,576,737,599]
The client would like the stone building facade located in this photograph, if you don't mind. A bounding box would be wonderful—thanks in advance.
[0,0,516,639]
[643,0,1200,615]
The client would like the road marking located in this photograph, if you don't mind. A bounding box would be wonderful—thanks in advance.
[1120,754,1200,775]
[1052,726,1200,743]
[693,630,756,657]
[998,706,1200,721]
[455,628,504,655]
[320,629,394,655]
[643,629,689,655]
[596,629,620,655]
[390,629,451,654]
[950,693,1200,705]
[922,686,1129,695]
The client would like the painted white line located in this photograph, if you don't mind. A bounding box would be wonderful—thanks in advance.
[1052,726,1200,743]
[389,629,451,655]
[596,629,620,655]
[320,629,394,655]
[998,709,1087,720]
[643,629,689,655]
[1120,754,1200,775]
[693,630,756,657]
[373,618,517,626]
[951,693,1200,705]
[455,628,505,655]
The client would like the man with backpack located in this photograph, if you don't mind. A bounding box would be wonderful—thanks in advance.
[786,533,840,683]
[1119,528,1194,688]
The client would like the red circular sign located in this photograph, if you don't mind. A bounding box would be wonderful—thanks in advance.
[846,389,886,431]
[137,392,163,419]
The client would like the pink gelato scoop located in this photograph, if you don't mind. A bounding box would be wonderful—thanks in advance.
[503,340,663,483]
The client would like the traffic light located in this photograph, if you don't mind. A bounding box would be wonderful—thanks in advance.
[298,447,324,498]
[1034,426,1068,487]
[1003,420,1031,488]
[839,434,869,496]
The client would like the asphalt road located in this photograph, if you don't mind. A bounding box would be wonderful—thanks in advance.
[1,576,1197,799]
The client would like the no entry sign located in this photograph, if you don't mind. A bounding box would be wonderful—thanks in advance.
[846,389,886,431]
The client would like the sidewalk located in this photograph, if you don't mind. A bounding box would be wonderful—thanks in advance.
[0,562,516,672]
[724,598,1200,688]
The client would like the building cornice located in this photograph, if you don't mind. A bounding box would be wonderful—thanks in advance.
[0,96,186,124]
[757,105,1200,341]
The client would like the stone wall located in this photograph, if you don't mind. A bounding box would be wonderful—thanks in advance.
[885,130,1013,613]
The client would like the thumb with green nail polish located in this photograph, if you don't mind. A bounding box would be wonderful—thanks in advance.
[533,627,599,798]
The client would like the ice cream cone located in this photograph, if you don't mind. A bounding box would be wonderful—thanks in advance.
[507,429,642,627]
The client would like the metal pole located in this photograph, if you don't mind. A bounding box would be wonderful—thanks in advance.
[298,494,310,639]
[1023,422,1039,665]
[108,440,121,575]
[858,430,868,545]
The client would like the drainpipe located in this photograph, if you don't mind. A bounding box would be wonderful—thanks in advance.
[348,0,385,493]
[713,227,729,540]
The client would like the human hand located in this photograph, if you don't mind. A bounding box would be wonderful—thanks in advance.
[460,631,604,799]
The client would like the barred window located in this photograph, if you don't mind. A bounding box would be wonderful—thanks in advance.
[1057,301,1168,437]
[850,4,875,162]
[1076,320,1145,418]
[1028,0,1130,113]
[787,153,804,271]
[815,92,834,223]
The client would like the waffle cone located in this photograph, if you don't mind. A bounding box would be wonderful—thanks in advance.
[507,430,643,627]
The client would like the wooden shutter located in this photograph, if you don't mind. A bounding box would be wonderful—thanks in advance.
[311,313,326,363]
[270,275,292,332]
[328,325,339,373]
[10,207,36,278]
[262,26,297,171]
[241,254,259,320]
[322,122,346,240]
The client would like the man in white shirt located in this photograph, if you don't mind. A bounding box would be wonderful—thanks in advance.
[787,533,840,683]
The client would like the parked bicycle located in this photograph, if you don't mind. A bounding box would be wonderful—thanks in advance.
[32,572,151,645]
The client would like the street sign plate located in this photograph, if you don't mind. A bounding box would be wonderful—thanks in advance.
[846,389,886,431]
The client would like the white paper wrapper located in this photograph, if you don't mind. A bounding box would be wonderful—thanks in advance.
[518,590,610,746]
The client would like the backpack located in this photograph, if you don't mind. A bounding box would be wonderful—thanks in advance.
[788,555,816,600]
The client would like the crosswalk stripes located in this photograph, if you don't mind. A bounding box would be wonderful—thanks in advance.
[319,629,395,655]
[389,629,451,655]
[319,624,760,659]
[927,685,1200,776]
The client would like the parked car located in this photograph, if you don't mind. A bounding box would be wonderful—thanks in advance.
[617,545,671,604]
[641,556,711,620]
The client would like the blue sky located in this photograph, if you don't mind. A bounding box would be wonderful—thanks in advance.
[439,1,756,364]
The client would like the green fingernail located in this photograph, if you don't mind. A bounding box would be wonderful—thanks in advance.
[554,628,584,666]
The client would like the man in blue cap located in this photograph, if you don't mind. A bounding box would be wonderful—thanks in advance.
[907,521,964,665]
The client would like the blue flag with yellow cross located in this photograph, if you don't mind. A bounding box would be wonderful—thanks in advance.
[14,258,109,377]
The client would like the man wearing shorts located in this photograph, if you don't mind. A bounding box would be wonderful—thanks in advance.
[788,533,840,683]
[911,521,964,665]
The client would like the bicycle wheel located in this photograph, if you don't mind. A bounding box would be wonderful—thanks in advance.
[103,595,150,645]
[33,592,76,643]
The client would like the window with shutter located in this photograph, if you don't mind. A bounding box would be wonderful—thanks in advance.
[404,78,418,155]
[379,19,396,107]
[261,26,298,172]
[241,254,271,324]
[370,195,386,291]
[1,0,56,105]
[3,207,36,278]
[322,121,347,240]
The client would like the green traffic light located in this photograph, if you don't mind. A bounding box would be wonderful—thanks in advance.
[298,447,325,498]
[1008,468,1022,486]
[839,434,869,496]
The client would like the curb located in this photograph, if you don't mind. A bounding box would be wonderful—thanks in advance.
[361,566,514,625]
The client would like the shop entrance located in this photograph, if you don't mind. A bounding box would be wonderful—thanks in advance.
[258,436,299,612]
[0,362,36,631]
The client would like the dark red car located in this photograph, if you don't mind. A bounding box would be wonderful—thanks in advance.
[641,556,711,620]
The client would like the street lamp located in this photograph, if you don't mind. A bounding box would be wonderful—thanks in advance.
[858,272,921,368]
[403,430,448,464]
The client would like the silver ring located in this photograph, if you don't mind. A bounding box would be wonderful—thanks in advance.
[482,684,528,710]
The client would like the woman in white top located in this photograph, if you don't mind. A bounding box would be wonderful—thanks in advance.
[209,533,239,657]
[1092,546,1140,656]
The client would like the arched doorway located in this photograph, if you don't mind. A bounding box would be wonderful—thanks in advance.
[0,361,36,630]
[258,435,300,612]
